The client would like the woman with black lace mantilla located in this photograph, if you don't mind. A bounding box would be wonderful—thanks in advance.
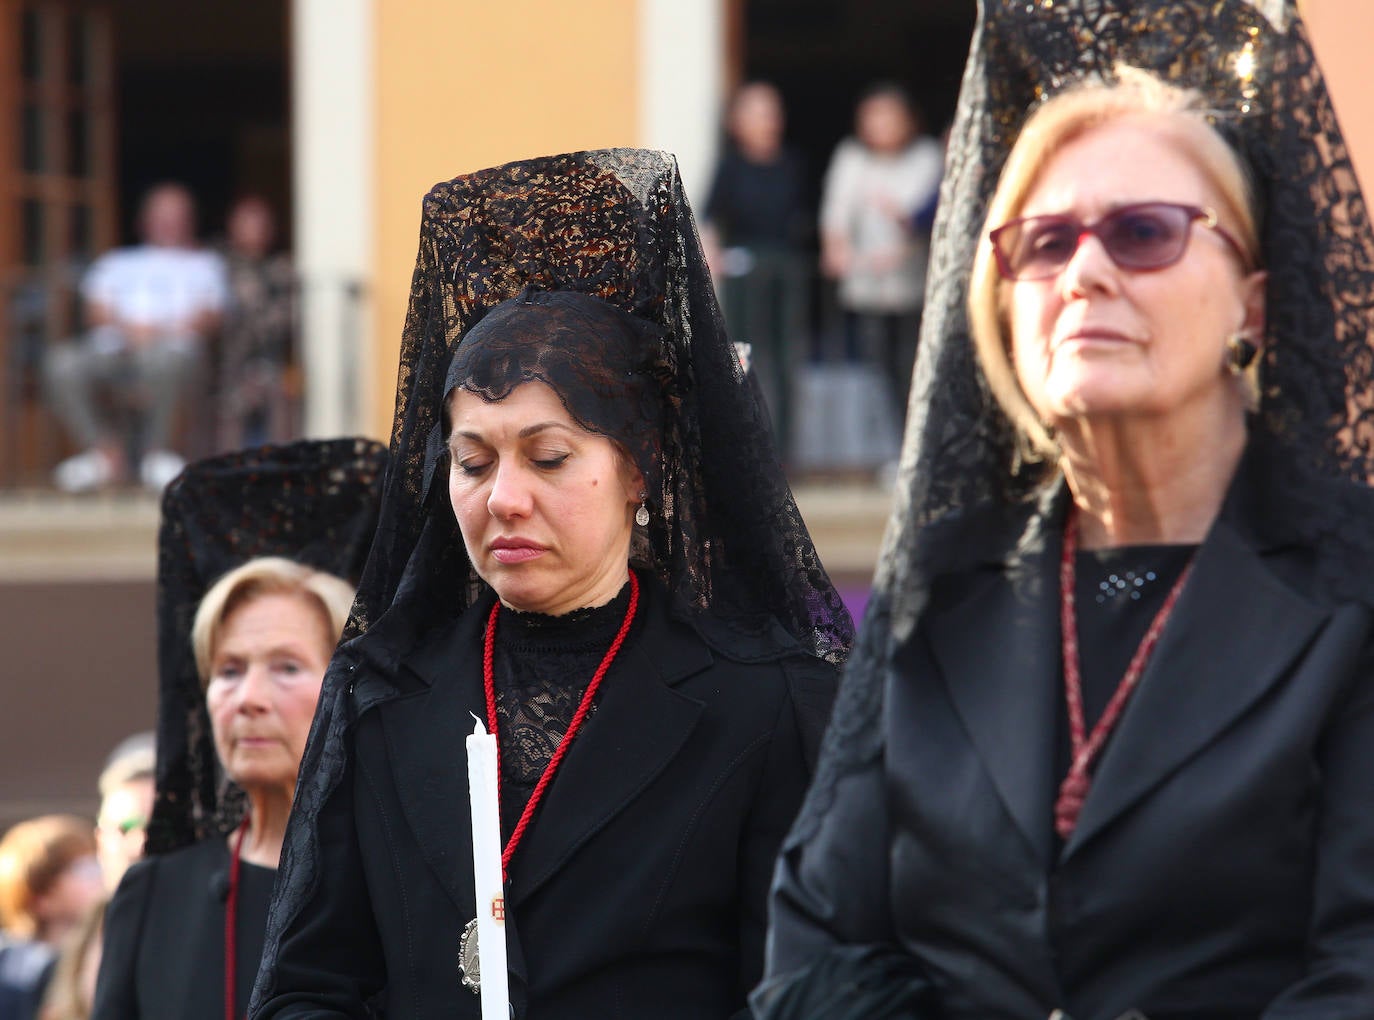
[91,439,386,1020]
[249,151,850,1020]
[756,2,1374,1019]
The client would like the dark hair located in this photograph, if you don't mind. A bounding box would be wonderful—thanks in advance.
[442,288,668,497]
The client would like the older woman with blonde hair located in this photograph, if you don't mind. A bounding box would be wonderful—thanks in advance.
[968,66,1264,466]
[92,557,353,1020]
[88,440,384,1020]
[759,2,1374,1018]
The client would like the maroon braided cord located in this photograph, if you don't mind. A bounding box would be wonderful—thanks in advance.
[1056,510,1194,839]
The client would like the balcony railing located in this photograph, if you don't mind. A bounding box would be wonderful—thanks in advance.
[0,268,367,490]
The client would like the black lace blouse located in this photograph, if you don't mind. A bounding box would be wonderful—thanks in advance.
[490,580,637,841]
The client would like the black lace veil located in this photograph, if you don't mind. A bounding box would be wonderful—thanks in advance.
[793,0,1374,840]
[254,150,853,1002]
[340,149,850,660]
[147,439,387,855]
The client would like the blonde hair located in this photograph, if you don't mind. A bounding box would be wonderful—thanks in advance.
[190,557,355,686]
[968,66,1261,459]
[97,732,155,800]
[0,816,95,939]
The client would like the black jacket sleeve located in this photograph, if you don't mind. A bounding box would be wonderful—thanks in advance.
[720,656,833,1020]
[1261,640,1374,1017]
[249,729,385,1019]
[753,749,930,1019]
[91,858,154,1020]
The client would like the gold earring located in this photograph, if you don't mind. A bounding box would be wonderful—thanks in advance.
[1226,333,1258,373]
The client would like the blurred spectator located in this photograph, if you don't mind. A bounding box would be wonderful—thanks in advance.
[819,83,943,422]
[0,817,102,949]
[93,735,155,894]
[33,736,153,1020]
[217,196,297,450]
[0,817,102,1020]
[0,931,52,1020]
[44,182,227,493]
[36,902,103,1020]
[702,82,810,458]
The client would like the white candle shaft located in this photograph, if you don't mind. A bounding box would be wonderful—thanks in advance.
[467,721,510,1019]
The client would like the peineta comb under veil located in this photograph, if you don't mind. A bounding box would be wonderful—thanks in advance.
[254,149,854,1004]
[792,0,1374,843]
[347,149,850,661]
[147,438,388,856]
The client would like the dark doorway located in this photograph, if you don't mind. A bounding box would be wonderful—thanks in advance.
[110,0,289,246]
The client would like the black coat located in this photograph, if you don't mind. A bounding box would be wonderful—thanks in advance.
[91,837,276,1020]
[251,579,836,1019]
[762,455,1374,1019]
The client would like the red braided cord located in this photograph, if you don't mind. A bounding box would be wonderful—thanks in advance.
[224,821,247,1020]
[483,570,640,879]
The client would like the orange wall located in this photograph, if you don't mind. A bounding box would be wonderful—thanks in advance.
[370,0,640,435]
[1303,0,1374,190]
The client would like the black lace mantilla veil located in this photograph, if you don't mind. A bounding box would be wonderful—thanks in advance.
[255,149,853,994]
[792,0,1374,842]
[147,439,388,856]
[348,148,849,657]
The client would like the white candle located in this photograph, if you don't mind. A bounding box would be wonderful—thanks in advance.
[467,717,510,1019]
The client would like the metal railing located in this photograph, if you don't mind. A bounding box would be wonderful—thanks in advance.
[0,269,368,490]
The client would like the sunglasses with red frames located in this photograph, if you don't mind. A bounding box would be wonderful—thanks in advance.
[988,201,1251,282]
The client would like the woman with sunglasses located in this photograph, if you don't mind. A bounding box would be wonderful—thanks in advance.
[756,5,1374,1015]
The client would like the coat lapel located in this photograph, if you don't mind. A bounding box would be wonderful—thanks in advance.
[380,583,710,911]
[378,594,536,988]
[378,600,490,915]
[925,498,1063,868]
[1062,517,1330,859]
[509,598,708,904]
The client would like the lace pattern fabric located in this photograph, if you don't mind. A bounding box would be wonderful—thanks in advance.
[491,585,632,836]
[343,150,850,663]
[254,149,853,1012]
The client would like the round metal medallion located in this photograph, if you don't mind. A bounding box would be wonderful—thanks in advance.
[459,917,480,993]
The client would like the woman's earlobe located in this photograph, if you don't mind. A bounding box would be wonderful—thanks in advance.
[1243,269,1268,337]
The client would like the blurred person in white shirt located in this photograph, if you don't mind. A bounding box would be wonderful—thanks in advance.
[45,182,226,493]
[820,84,943,424]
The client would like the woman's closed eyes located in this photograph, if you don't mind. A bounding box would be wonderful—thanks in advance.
[454,447,573,477]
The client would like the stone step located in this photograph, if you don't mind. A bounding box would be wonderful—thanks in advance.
[0,490,160,582]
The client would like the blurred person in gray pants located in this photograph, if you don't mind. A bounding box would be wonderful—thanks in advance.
[44,182,226,493]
